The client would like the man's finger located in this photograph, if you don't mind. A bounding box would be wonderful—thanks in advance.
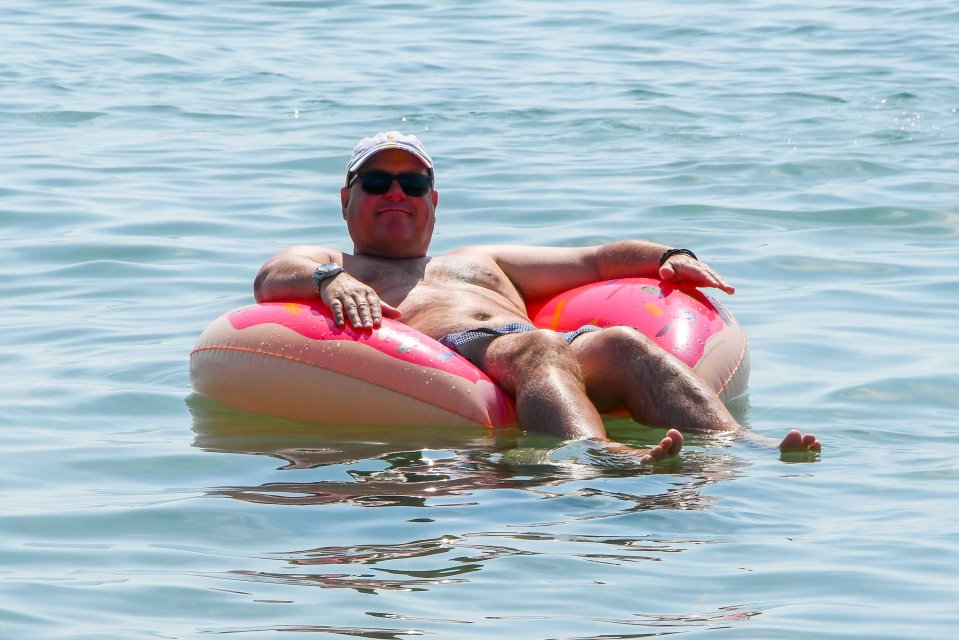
[704,268,735,294]
[356,299,373,328]
[329,298,345,327]
[342,299,362,327]
[368,296,383,326]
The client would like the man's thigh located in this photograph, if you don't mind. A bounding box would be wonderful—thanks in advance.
[569,326,675,409]
[471,329,582,394]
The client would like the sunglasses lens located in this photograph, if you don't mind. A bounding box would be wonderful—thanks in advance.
[358,171,392,194]
[397,174,431,197]
[357,171,431,197]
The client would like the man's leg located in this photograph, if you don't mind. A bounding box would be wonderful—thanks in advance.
[570,326,739,431]
[469,329,608,441]
[570,327,820,451]
[458,329,682,459]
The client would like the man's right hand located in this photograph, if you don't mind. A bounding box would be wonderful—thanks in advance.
[319,272,401,329]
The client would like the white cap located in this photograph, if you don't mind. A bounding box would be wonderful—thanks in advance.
[345,131,434,185]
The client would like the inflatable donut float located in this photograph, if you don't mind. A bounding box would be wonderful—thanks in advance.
[190,277,748,428]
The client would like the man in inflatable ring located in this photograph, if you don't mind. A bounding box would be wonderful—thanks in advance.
[255,131,820,460]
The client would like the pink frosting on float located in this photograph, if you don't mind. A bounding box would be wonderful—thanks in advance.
[191,278,746,427]
[526,278,727,368]
[227,301,491,383]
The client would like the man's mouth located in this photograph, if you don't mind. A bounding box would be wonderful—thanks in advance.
[377,207,412,216]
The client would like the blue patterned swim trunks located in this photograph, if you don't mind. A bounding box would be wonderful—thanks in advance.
[439,323,601,363]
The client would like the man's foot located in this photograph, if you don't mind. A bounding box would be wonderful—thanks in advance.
[638,428,684,463]
[779,429,821,452]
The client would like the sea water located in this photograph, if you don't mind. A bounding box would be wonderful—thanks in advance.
[2,1,957,638]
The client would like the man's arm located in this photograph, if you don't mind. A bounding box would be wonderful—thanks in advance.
[254,245,398,328]
[456,240,734,301]
[593,240,735,294]
[254,245,340,302]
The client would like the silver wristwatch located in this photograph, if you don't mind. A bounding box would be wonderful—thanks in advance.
[312,262,344,295]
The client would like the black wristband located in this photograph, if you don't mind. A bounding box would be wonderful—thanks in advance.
[659,248,698,267]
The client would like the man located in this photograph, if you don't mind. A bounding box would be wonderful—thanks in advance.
[254,132,821,461]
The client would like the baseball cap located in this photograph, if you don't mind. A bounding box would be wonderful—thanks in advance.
[345,131,434,185]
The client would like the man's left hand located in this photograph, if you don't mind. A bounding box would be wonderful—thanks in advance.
[659,255,735,294]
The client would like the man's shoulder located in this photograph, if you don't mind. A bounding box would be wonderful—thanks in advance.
[445,244,578,264]
[441,246,502,265]
[445,245,486,255]
[444,244,523,259]
[278,244,342,258]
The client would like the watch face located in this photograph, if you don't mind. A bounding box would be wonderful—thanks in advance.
[314,263,343,280]
[312,263,342,295]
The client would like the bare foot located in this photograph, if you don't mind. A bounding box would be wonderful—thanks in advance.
[779,429,821,452]
[637,428,684,463]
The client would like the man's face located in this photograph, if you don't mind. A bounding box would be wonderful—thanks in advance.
[340,148,438,258]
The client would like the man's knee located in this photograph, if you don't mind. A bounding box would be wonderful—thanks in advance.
[572,326,682,386]
[583,325,659,359]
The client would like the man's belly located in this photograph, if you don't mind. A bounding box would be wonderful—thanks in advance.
[394,285,531,340]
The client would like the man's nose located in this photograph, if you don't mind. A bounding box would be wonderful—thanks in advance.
[383,178,406,199]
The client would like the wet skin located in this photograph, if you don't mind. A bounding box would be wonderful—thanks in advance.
[254,148,820,457]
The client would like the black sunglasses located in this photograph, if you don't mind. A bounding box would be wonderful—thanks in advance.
[348,170,433,197]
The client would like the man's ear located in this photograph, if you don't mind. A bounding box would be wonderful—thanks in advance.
[340,187,350,217]
[431,189,438,208]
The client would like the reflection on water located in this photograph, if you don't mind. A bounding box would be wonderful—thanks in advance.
[188,394,748,511]
[226,530,718,593]
[187,392,754,622]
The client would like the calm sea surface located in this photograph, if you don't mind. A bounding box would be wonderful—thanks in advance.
[2,1,958,638]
